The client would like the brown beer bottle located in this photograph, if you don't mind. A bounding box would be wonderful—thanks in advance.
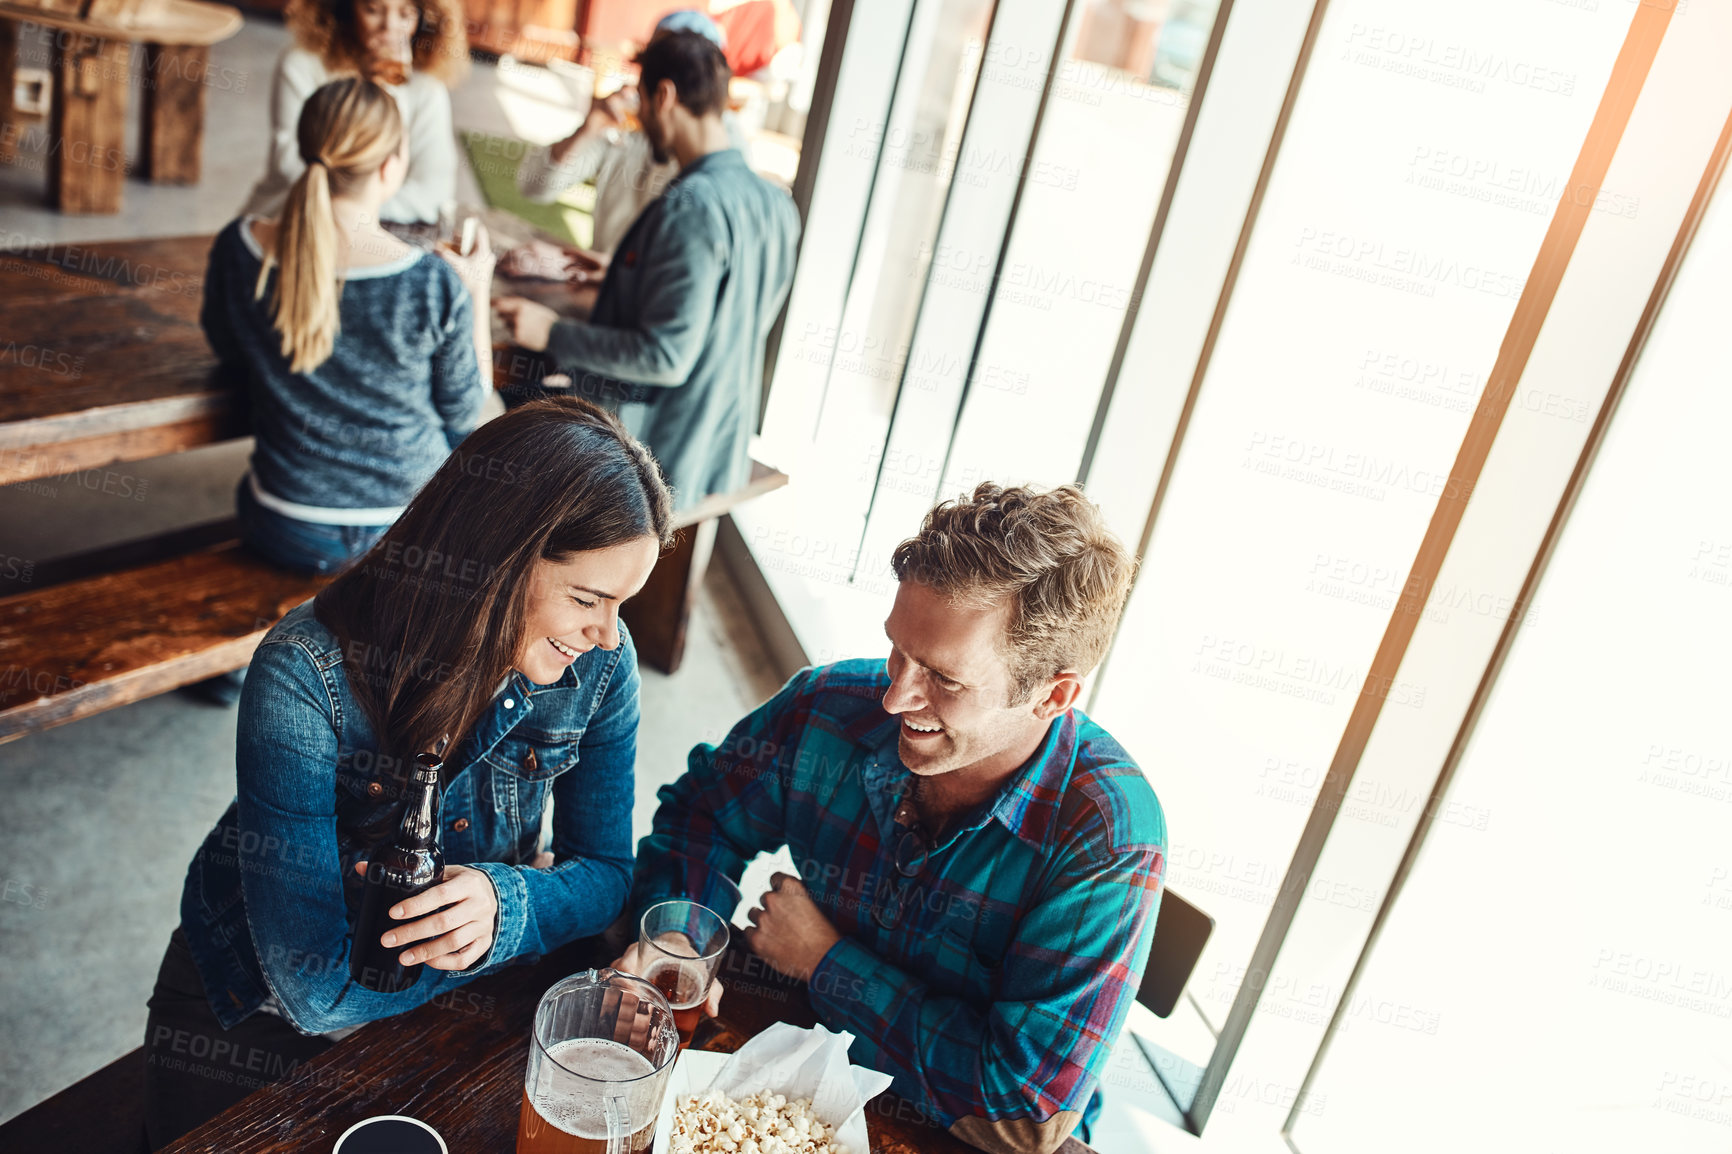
[350,752,444,992]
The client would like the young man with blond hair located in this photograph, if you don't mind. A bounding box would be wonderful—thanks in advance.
[627,483,1167,1154]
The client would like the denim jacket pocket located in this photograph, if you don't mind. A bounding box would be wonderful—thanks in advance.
[333,754,411,849]
[483,729,582,783]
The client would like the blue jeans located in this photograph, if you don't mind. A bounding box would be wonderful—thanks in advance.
[236,480,389,576]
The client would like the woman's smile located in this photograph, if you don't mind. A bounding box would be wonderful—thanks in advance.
[548,636,586,663]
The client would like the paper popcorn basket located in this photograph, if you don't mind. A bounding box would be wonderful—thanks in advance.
[654,1023,895,1154]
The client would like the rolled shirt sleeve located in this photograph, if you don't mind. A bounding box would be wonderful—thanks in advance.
[517,134,609,204]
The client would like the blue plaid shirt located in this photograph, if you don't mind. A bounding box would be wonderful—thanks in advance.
[632,660,1166,1151]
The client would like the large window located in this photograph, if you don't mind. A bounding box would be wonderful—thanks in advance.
[1291,112,1732,1153]
[747,0,999,661]
[1084,0,1634,1126]
[744,0,1230,662]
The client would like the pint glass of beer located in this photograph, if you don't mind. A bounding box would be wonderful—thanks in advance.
[516,969,679,1154]
[639,900,729,1048]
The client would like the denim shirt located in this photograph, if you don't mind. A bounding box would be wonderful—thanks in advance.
[545,149,800,511]
[176,601,639,1033]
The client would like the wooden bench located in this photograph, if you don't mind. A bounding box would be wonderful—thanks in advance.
[622,459,788,675]
[0,1046,147,1153]
[0,455,787,741]
[0,0,243,213]
[0,528,326,743]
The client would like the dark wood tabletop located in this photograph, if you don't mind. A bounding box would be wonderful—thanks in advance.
[0,217,599,487]
[157,934,1095,1154]
[0,233,239,487]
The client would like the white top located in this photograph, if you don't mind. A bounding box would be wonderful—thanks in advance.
[515,112,748,255]
[242,48,458,226]
[247,470,407,527]
[237,212,425,280]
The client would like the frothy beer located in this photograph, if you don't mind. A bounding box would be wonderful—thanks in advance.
[517,1038,658,1154]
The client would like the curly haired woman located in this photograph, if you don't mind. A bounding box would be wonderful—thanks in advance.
[242,0,468,225]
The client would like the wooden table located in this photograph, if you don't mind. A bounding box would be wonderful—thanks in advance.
[0,224,590,488]
[0,232,239,486]
[158,934,1098,1154]
[0,0,244,213]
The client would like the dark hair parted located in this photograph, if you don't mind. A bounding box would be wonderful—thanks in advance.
[891,483,1137,704]
[315,397,674,763]
[636,29,732,118]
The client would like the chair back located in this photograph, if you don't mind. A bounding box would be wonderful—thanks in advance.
[1136,888,1213,1019]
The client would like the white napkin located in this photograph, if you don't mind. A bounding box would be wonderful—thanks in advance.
[700,1022,894,1154]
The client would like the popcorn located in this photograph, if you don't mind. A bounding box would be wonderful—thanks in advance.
[670,1089,846,1154]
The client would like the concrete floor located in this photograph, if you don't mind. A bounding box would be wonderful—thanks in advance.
[0,16,789,1122]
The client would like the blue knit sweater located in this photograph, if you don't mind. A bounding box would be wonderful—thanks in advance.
[200,218,485,517]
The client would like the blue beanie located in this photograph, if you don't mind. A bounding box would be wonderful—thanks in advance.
[655,10,728,49]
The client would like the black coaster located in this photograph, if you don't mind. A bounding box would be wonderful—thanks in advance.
[331,1114,448,1153]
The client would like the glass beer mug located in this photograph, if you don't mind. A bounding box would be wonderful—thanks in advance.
[517,969,680,1154]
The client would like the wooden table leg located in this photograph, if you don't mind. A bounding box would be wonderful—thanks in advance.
[47,31,128,213]
[620,518,718,675]
[140,42,207,184]
[0,20,18,167]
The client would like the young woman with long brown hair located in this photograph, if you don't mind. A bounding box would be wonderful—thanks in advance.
[202,76,493,577]
[142,398,674,1147]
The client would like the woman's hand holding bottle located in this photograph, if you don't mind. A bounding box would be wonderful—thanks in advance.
[352,860,499,971]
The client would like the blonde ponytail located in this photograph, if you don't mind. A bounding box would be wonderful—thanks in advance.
[255,77,405,374]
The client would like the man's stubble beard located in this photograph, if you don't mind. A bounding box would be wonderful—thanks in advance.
[644,120,670,166]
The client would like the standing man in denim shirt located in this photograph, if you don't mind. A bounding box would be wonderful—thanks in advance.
[497,30,801,512]
[624,484,1167,1154]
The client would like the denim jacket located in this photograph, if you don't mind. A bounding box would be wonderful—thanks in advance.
[176,601,639,1033]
